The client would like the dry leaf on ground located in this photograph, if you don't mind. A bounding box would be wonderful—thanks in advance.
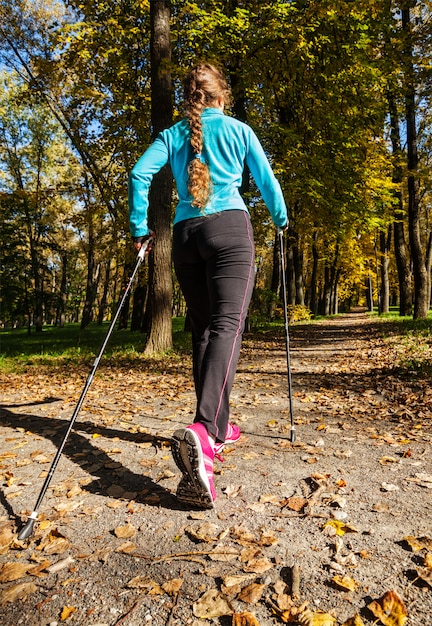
[298,608,337,625]
[0,562,30,582]
[185,522,226,542]
[341,616,365,626]
[193,588,233,619]
[232,611,261,626]
[402,535,432,552]
[367,590,408,626]
[60,605,76,620]
[415,567,432,588]
[0,581,38,606]
[162,577,183,595]
[114,523,136,539]
[332,575,358,592]
[237,582,265,604]
[209,545,240,562]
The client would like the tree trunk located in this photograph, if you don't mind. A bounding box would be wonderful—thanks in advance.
[331,269,341,315]
[379,227,391,314]
[402,6,428,319]
[97,259,111,325]
[388,91,412,316]
[366,275,374,312]
[81,215,100,329]
[143,0,173,355]
[285,231,296,307]
[322,263,332,316]
[293,236,304,306]
[58,252,68,328]
[310,234,319,316]
[426,232,432,309]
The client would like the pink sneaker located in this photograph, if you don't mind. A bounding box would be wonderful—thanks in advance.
[171,423,216,508]
[214,422,241,457]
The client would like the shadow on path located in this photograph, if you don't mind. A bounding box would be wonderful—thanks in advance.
[0,402,187,526]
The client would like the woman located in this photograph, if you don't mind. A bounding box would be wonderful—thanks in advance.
[129,62,288,508]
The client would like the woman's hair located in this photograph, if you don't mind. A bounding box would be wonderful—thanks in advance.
[183,63,231,209]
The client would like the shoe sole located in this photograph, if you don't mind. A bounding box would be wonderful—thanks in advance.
[171,428,214,509]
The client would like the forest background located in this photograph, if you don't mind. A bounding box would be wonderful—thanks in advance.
[1,0,431,357]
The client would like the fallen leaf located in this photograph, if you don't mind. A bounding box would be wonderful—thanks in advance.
[60,606,76,620]
[115,542,136,554]
[162,578,183,595]
[186,522,224,542]
[281,496,308,512]
[209,545,240,562]
[27,560,51,577]
[38,529,70,555]
[332,575,358,592]
[127,575,157,589]
[336,479,347,488]
[259,528,279,546]
[231,526,256,545]
[193,588,233,619]
[298,608,337,625]
[0,523,14,551]
[381,482,399,492]
[222,574,256,589]
[32,453,52,464]
[223,484,243,498]
[415,567,432,588]
[53,500,83,513]
[367,590,408,626]
[425,552,432,569]
[0,562,30,582]
[242,556,273,574]
[232,611,261,625]
[273,592,293,612]
[66,484,82,498]
[114,524,136,539]
[402,535,432,552]
[0,581,38,606]
[259,494,280,505]
[237,582,265,604]
[88,547,112,563]
[323,520,358,537]
[379,456,399,465]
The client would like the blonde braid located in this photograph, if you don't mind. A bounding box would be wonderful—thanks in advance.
[184,63,231,210]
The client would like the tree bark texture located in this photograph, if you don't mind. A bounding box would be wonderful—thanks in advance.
[144,0,173,355]
[388,90,412,316]
[379,227,391,314]
[402,6,428,319]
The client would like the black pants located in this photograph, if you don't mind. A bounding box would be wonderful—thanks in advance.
[173,210,255,443]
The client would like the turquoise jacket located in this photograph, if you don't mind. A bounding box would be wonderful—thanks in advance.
[128,107,288,237]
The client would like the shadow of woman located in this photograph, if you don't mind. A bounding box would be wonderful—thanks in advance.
[0,403,188,530]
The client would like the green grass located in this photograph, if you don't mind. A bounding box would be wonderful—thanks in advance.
[0,317,192,373]
[1,310,431,375]
[370,307,432,376]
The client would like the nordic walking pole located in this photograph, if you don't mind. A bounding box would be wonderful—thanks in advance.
[18,239,152,541]
[278,229,296,443]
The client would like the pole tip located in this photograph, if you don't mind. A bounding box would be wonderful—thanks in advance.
[17,518,37,541]
[290,428,296,443]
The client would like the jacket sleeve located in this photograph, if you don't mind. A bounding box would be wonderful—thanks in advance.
[128,135,169,237]
[245,129,288,228]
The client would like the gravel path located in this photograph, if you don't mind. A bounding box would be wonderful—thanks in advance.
[1,312,431,625]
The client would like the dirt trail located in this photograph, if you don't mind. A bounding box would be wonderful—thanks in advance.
[0,312,431,625]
